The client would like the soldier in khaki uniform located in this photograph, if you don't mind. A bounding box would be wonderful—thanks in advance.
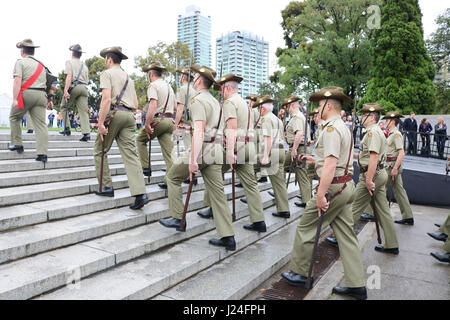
[174,67,195,151]
[282,87,367,300]
[251,95,269,184]
[9,39,53,162]
[94,47,148,210]
[59,44,90,141]
[252,96,291,218]
[282,95,313,208]
[136,62,176,189]
[159,65,236,251]
[382,111,414,225]
[197,74,266,232]
[350,104,399,254]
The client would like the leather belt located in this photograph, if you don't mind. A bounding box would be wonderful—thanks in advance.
[204,137,223,144]
[114,105,133,112]
[386,157,398,162]
[155,112,173,119]
[331,175,353,184]
[359,163,385,173]
[255,125,261,129]
[27,88,46,92]
[236,136,254,143]
[289,142,311,148]
[275,143,285,149]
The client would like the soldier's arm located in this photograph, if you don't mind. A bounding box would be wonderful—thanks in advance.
[366,152,379,183]
[64,75,73,95]
[146,99,157,124]
[317,156,338,198]
[98,88,112,126]
[263,136,272,162]
[226,118,237,164]
[191,120,205,164]
[12,77,21,107]
[293,130,304,153]
[174,103,184,128]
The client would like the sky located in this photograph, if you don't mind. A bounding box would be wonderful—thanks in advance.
[0,0,448,97]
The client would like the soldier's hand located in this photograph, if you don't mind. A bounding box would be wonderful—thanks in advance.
[145,124,154,136]
[316,194,329,216]
[189,162,199,176]
[227,153,237,170]
[99,124,108,140]
[261,156,270,166]
[291,149,297,160]
[298,155,315,164]
[391,168,398,181]
[12,100,19,109]
[64,91,70,100]
[365,180,375,196]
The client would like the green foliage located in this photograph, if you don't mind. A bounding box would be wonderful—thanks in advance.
[132,41,193,109]
[275,0,378,111]
[361,0,436,114]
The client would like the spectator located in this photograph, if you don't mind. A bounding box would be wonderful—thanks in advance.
[345,115,352,131]
[419,118,432,156]
[135,110,143,130]
[22,115,27,127]
[69,111,75,128]
[48,113,55,128]
[57,112,63,128]
[435,117,448,159]
[351,109,360,143]
[403,112,418,155]
[378,121,390,138]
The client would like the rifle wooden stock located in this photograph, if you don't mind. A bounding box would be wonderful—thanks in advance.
[286,159,295,189]
[306,210,325,289]
[370,195,383,244]
[231,168,236,222]
[180,174,195,231]
[148,137,152,184]
[99,136,105,192]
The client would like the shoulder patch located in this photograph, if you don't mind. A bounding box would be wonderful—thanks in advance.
[368,132,372,137]
[394,134,401,139]
[261,119,265,123]
[293,116,297,120]
[191,99,195,104]
[327,127,334,132]
[225,100,229,104]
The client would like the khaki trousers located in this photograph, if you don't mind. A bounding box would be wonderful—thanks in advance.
[385,166,413,219]
[60,85,90,134]
[284,146,314,204]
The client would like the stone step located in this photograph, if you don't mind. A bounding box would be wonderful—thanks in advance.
[0,147,121,160]
[0,139,163,150]
[0,185,299,300]
[0,161,165,188]
[35,197,302,300]
[156,221,298,300]
[0,175,284,265]
[0,152,164,173]
[0,168,165,207]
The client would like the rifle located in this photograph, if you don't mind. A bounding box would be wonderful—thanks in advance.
[179,173,195,232]
[64,98,69,135]
[99,137,105,192]
[301,102,310,169]
[286,159,295,189]
[369,194,383,244]
[148,135,152,183]
[306,204,326,289]
[175,56,179,157]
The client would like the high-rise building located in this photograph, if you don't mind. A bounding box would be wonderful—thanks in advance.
[177,5,212,68]
[216,30,269,98]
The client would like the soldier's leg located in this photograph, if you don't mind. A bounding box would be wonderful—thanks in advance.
[443,238,450,253]
[237,163,265,223]
[115,112,147,196]
[60,96,70,129]
[438,214,450,235]
[136,129,150,169]
[27,111,34,130]
[289,184,351,277]
[390,168,413,220]
[352,178,372,225]
[26,92,48,155]
[167,153,190,219]
[73,86,90,135]
[373,170,399,249]
[201,164,234,238]
[93,113,121,189]
[204,163,229,207]
[330,183,366,288]
[155,120,175,184]
[9,104,26,146]
[269,150,290,213]
[297,165,312,203]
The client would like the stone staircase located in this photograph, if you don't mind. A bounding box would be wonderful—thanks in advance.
[0,130,305,300]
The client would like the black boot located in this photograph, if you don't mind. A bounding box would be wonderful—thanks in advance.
[35,155,48,163]
[158,183,168,189]
[374,245,399,255]
[209,236,236,251]
[129,194,149,210]
[243,221,267,233]
[360,213,375,222]
[325,237,339,248]
[430,252,450,263]
[197,207,213,219]
[143,168,152,177]
[59,127,71,136]
[427,232,448,242]
[395,218,414,226]
[235,182,243,188]
[26,129,33,134]
[332,286,368,300]
[8,145,24,153]
[159,218,185,231]
[258,177,268,183]
[295,202,307,208]
[184,177,198,185]
[240,197,247,204]
[268,191,275,198]
[95,186,114,197]
[272,212,290,219]
[79,133,90,142]
[281,271,308,287]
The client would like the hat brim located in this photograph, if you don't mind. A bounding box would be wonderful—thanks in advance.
[382,115,404,120]
[191,65,217,86]
[309,92,352,103]
[143,66,166,73]
[70,47,85,53]
[281,97,301,107]
[100,48,128,60]
[17,42,39,49]
[254,98,274,108]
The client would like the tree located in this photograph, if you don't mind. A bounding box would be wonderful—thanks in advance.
[275,0,379,110]
[361,0,436,114]
[132,41,193,109]
[426,8,450,114]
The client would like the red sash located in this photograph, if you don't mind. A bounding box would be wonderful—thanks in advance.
[17,63,44,110]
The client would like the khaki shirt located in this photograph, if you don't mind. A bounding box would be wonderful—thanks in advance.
[100,65,137,110]
[286,110,306,145]
[146,78,175,115]
[358,123,387,168]
[259,112,283,152]
[64,59,89,85]
[386,128,404,159]
[13,56,47,88]
[315,115,354,177]
[190,89,224,146]
[177,83,195,124]
[223,93,253,137]
[253,108,262,128]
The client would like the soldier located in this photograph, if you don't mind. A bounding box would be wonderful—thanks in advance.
[136,62,176,190]
[251,94,268,184]
[59,44,90,141]
[94,46,149,210]
[197,74,266,232]
[159,65,236,251]
[282,87,367,300]
[430,214,450,263]
[251,96,291,219]
[349,103,399,254]
[283,95,313,208]
[382,111,414,225]
[9,39,52,162]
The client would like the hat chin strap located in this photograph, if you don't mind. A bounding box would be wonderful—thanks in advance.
[320,99,329,120]
[361,112,374,127]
